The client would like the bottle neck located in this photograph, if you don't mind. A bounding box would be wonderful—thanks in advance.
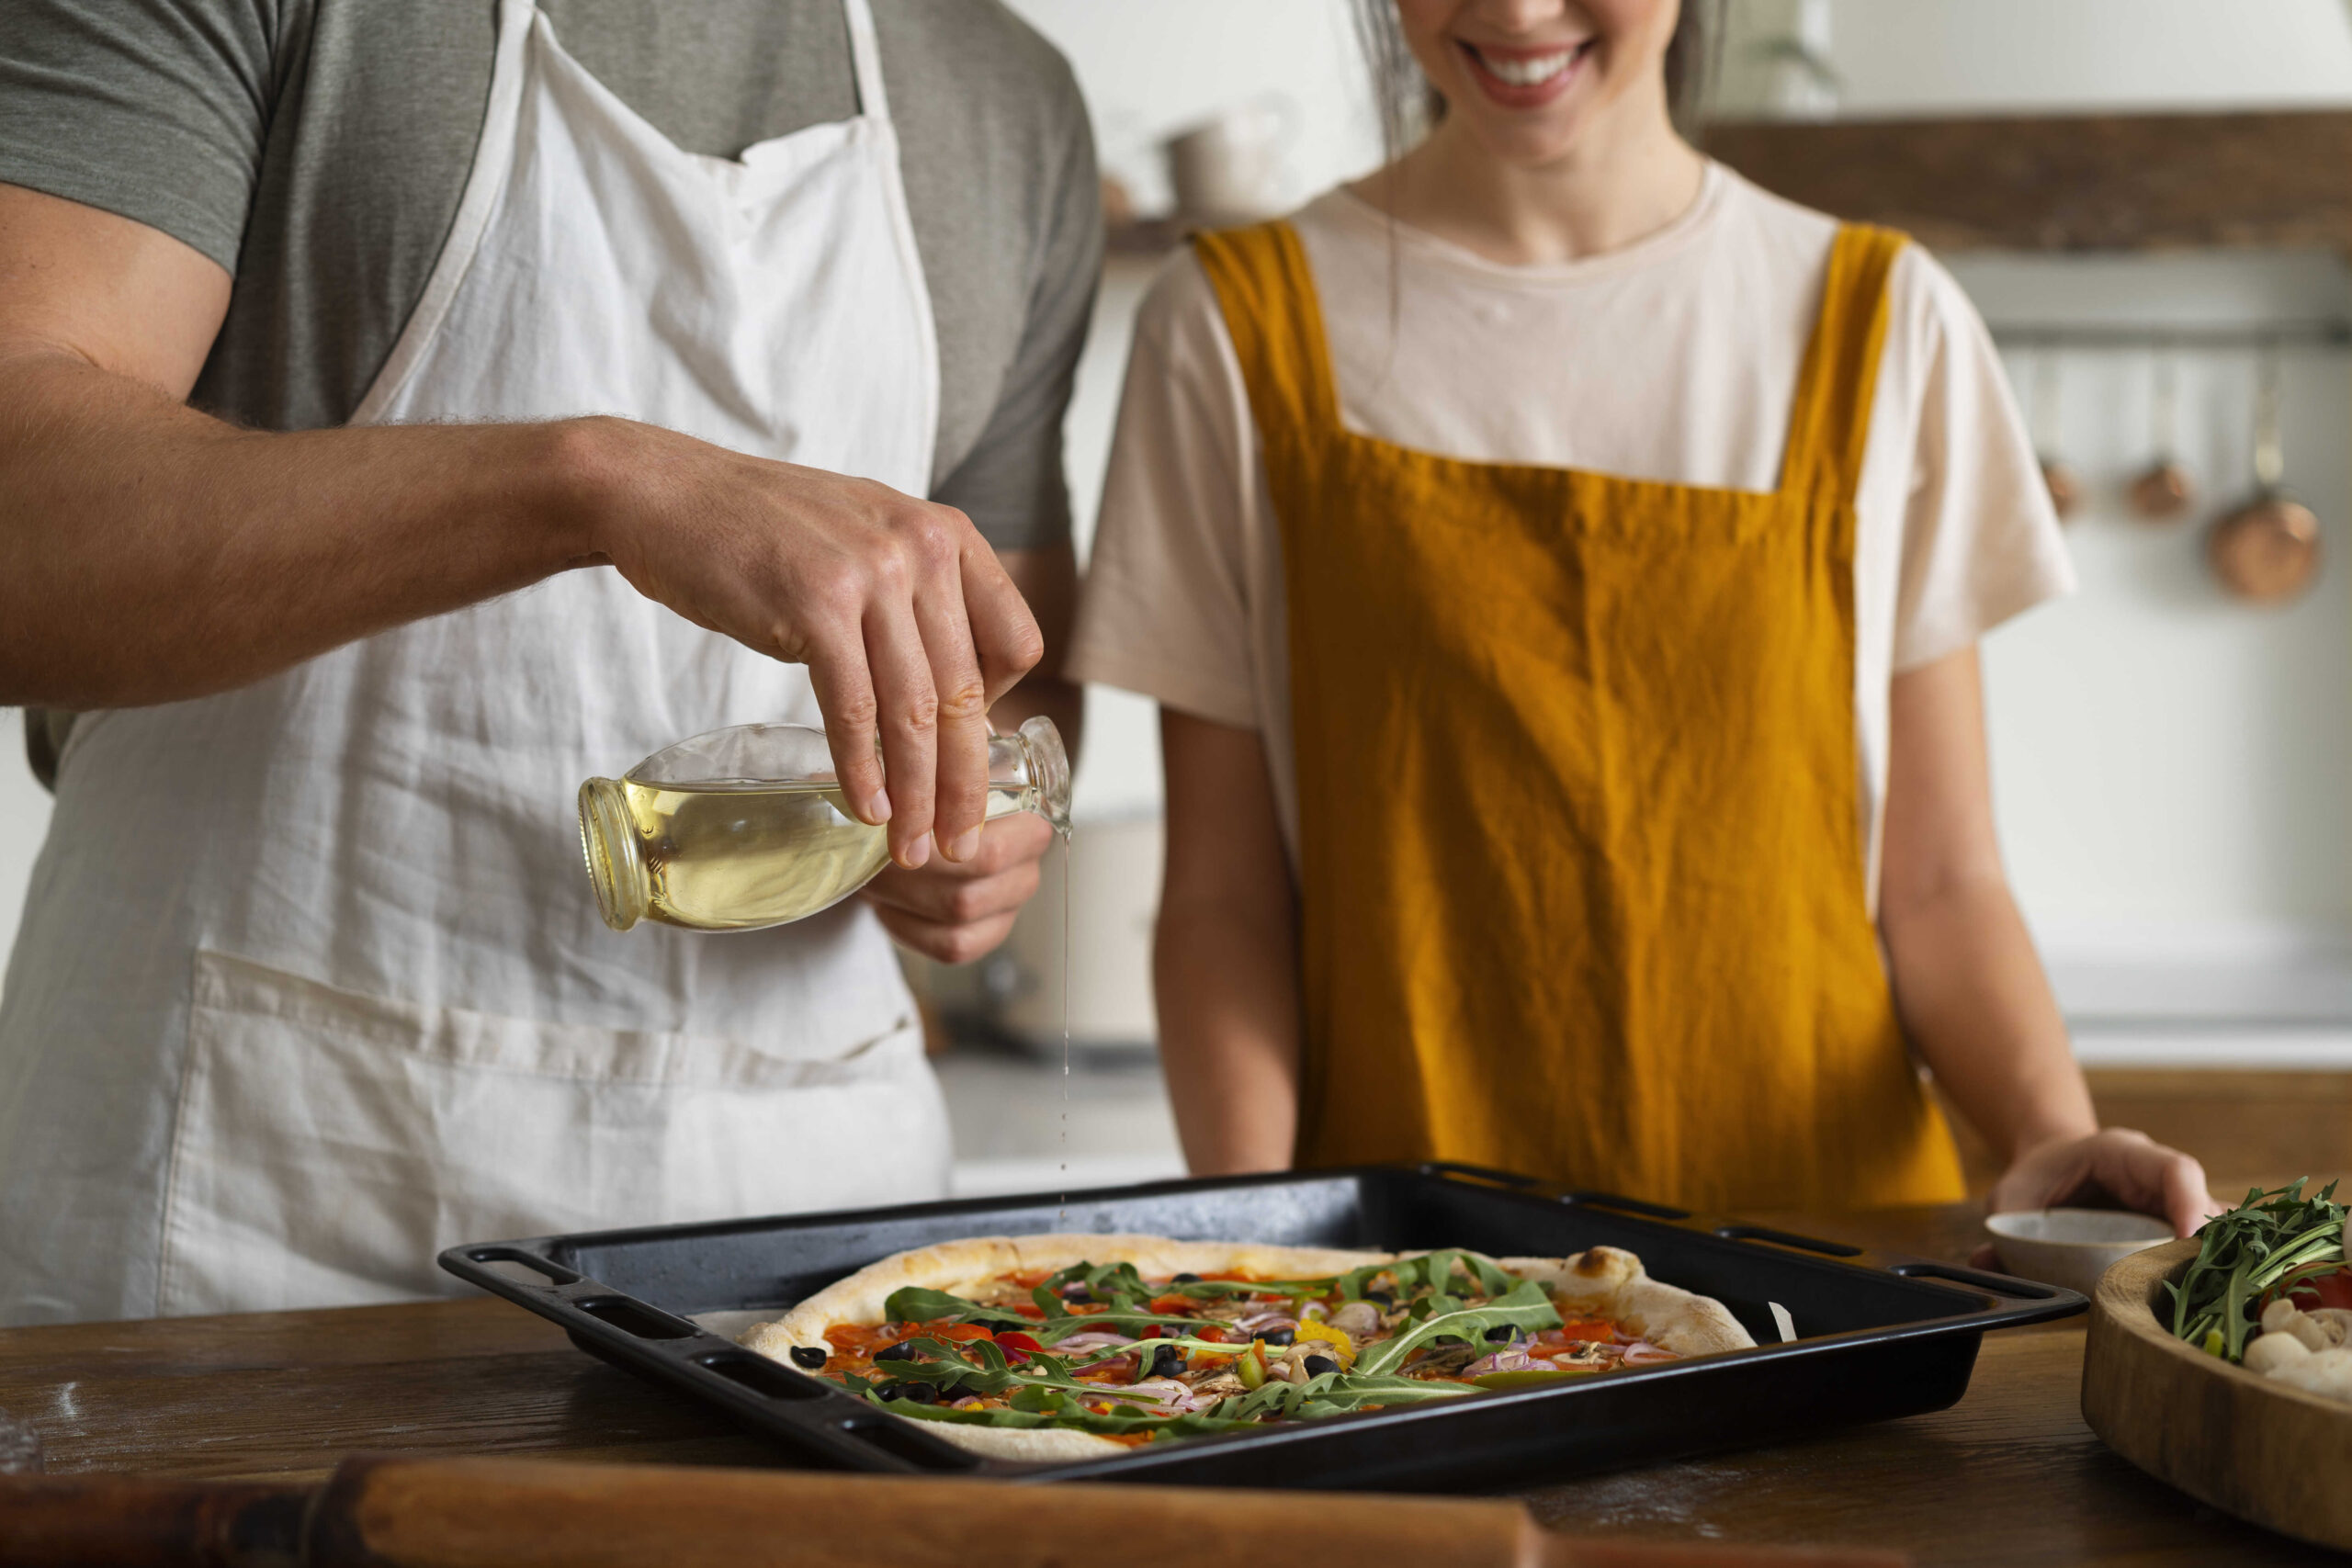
[994,716,1071,831]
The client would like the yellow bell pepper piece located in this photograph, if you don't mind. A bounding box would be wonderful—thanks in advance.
[1295,1318,1357,1370]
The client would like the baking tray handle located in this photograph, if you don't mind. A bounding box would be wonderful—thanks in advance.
[438,1243,985,1475]
[1882,1258,2072,1308]
[1415,1160,1544,1190]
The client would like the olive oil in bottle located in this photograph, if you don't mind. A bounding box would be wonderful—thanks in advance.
[579,716,1069,933]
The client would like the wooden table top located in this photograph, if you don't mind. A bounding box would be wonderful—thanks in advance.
[0,1203,2321,1567]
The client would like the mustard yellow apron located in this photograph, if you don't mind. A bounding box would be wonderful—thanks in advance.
[1193,220,1965,1213]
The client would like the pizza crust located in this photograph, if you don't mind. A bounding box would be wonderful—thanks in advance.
[1499,1247,1755,1357]
[742,1234,1754,1461]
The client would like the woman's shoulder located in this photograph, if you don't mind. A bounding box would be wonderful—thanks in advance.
[1125,243,1246,395]
[1710,167,1990,363]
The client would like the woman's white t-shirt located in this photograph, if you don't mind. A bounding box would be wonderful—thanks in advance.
[1069,164,2072,909]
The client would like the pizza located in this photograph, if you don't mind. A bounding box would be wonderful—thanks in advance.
[740,1233,1754,1461]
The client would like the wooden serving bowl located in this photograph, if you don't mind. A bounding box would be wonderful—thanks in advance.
[2084,1237,2352,1550]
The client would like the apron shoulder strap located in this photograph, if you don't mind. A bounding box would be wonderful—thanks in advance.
[1192,222,1338,482]
[1778,222,1908,509]
[842,0,889,121]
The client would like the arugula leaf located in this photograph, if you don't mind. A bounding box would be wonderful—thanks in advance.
[882,1286,1031,1329]
[1205,1368,1474,1424]
[2168,1179,2346,1362]
[1464,1253,1513,1296]
[1352,1280,1561,1377]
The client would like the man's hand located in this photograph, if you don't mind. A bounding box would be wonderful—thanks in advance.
[862,811,1056,964]
[0,185,1043,877]
[571,419,1044,873]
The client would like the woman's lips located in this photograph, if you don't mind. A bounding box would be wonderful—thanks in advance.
[1455,39,1591,109]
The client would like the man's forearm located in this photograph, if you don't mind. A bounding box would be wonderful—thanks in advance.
[1153,898,1301,1174]
[1883,874,2096,1163]
[0,347,592,707]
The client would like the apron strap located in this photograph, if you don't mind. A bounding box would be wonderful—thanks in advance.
[1192,223,1340,485]
[842,0,890,122]
[1777,223,1906,510]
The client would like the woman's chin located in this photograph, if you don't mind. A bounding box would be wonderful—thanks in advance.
[1448,108,1602,173]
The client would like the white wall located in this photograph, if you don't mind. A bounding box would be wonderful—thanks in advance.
[1959,253,2352,1021]
[1001,0,1383,221]
[1819,0,2352,117]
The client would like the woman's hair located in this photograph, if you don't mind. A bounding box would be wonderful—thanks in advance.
[1349,1,1722,161]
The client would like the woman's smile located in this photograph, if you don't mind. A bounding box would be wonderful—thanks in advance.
[1454,37,1594,108]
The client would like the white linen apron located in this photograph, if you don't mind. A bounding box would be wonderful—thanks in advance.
[0,0,951,1324]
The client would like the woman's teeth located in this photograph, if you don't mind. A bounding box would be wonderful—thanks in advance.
[1470,44,1583,86]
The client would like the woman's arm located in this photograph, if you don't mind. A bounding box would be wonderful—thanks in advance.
[1881,644,2219,1235]
[1155,708,1302,1174]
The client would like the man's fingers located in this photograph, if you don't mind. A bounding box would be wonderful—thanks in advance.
[869,905,1021,966]
[958,540,1045,707]
[806,633,888,828]
[954,811,1055,877]
[864,856,1043,928]
[909,539,992,863]
[865,598,939,868]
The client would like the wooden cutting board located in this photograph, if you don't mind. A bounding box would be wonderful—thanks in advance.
[2083,1236,2352,1551]
[0,1457,1911,1568]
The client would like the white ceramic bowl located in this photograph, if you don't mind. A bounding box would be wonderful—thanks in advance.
[1984,1208,2177,1297]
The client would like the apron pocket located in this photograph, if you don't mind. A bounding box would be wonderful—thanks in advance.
[157,949,946,1316]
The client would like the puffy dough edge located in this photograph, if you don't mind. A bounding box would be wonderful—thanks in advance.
[1499,1245,1756,1356]
[740,1235,1395,1462]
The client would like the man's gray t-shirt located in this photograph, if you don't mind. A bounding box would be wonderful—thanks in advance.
[0,0,1099,548]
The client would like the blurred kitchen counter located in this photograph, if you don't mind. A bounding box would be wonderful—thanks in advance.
[935,1042,1184,1198]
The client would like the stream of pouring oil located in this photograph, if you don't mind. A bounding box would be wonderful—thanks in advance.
[1057,827,1070,1225]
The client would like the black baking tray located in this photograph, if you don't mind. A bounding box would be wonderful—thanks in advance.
[439,1162,2081,1491]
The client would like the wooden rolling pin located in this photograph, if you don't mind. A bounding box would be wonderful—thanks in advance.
[0,1457,1905,1568]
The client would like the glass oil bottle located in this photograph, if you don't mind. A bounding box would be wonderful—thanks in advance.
[579,716,1069,933]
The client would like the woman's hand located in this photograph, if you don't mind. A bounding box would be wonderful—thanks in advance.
[1991,1127,2223,1236]
[1969,1128,2225,1269]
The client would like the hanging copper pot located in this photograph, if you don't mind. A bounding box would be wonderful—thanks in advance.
[2128,344,2195,521]
[2030,348,2080,522]
[2041,457,2084,520]
[2131,461,2195,519]
[2209,349,2322,605]
[2210,495,2321,603]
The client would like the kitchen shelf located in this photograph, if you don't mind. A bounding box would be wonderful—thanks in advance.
[1704,109,2352,254]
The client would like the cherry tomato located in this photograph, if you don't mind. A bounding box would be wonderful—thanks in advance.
[992,1331,1044,1362]
[929,1324,993,1344]
[2285,1270,2352,1312]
